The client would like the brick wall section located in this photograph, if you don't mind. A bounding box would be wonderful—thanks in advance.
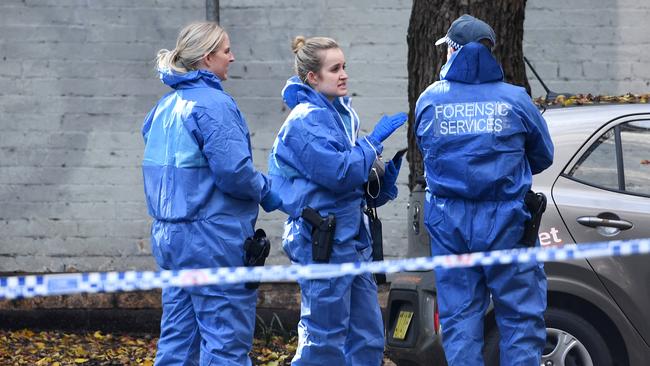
[0,0,206,272]
[1,0,649,273]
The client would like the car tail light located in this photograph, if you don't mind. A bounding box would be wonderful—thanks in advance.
[434,297,440,335]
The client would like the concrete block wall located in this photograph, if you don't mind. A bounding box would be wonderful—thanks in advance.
[1,0,649,272]
[0,0,206,272]
[524,0,650,96]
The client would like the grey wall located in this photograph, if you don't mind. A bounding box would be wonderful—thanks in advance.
[524,0,650,97]
[0,0,206,272]
[1,0,649,272]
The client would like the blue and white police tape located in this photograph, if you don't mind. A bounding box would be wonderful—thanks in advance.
[1,238,649,300]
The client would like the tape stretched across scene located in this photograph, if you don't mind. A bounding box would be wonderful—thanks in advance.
[1,238,649,300]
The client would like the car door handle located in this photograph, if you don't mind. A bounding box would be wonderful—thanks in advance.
[576,216,633,230]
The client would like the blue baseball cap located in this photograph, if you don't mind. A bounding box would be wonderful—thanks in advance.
[435,14,496,49]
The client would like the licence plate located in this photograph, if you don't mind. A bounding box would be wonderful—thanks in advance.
[393,310,414,340]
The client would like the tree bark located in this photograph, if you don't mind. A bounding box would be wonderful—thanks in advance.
[406,0,529,190]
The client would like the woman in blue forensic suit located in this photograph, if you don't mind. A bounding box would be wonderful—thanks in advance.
[141,22,281,366]
[268,36,407,365]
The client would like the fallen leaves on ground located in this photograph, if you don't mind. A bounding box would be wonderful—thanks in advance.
[0,329,156,366]
[0,329,298,366]
[534,93,650,107]
[251,336,296,365]
[0,329,395,365]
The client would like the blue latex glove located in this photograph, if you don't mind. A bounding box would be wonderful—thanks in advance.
[383,153,403,189]
[368,112,408,143]
[260,189,282,212]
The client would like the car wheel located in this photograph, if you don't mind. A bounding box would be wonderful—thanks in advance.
[543,308,613,366]
[483,307,613,366]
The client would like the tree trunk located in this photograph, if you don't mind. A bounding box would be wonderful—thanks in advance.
[406,0,529,190]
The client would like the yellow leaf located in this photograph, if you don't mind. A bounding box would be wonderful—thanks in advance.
[74,359,89,364]
[20,330,35,338]
[35,357,51,365]
[140,360,154,366]
[73,346,88,356]
[35,342,46,349]
[93,331,104,339]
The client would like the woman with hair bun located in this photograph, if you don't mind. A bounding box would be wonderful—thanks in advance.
[141,21,281,366]
[269,36,407,365]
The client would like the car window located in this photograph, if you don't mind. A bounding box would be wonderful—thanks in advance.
[620,120,650,195]
[568,128,618,189]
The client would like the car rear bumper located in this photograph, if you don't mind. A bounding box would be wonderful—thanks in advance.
[385,271,448,366]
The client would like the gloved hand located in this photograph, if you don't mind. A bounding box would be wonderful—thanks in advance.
[260,189,282,213]
[368,112,408,143]
[383,153,403,189]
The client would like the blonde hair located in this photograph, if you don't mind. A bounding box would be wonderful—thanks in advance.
[292,36,339,84]
[156,22,226,73]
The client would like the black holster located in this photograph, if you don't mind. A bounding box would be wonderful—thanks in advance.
[521,191,547,247]
[243,228,271,289]
[301,207,335,263]
[365,206,386,284]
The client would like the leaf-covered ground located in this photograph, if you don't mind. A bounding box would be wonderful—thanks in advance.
[0,329,294,366]
[0,329,395,365]
[0,329,157,366]
[533,93,650,107]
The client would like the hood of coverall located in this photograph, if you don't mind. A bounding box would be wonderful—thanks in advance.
[159,68,224,90]
[281,75,356,111]
[440,42,504,84]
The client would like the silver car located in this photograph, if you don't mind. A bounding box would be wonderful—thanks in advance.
[385,104,650,366]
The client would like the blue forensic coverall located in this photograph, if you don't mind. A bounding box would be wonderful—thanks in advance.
[414,42,554,365]
[268,76,395,365]
[142,69,271,366]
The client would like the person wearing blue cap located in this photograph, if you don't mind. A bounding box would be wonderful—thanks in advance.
[268,36,407,365]
[415,14,554,365]
[141,22,282,366]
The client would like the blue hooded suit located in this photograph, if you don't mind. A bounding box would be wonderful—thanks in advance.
[415,43,554,365]
[142,69,271,366]
[268,76,395,365]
